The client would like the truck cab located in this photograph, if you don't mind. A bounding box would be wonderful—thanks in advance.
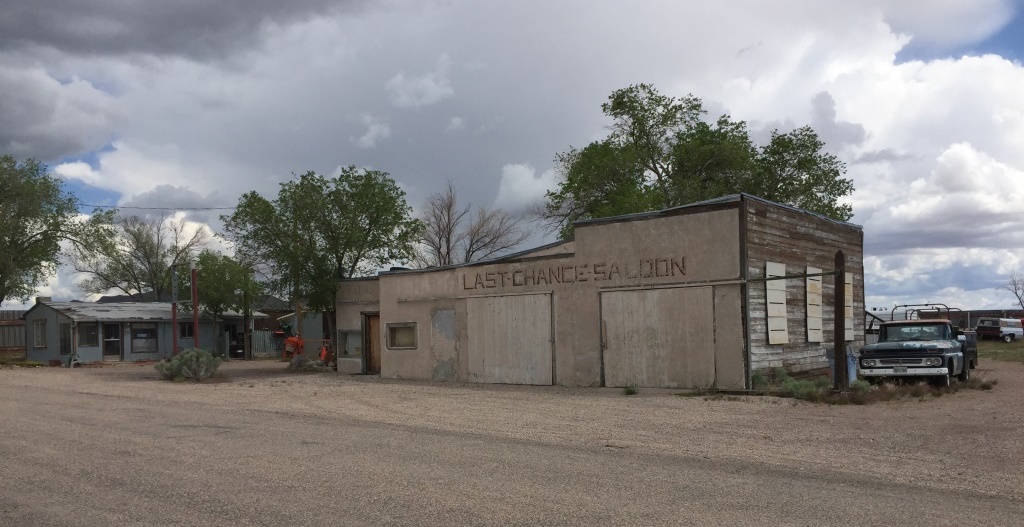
[858,319,977,387]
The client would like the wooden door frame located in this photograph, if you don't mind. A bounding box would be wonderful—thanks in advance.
[361,311,380,374]
[102,322,122,361]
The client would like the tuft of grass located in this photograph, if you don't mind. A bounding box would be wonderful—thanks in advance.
[622,382,639,396]
[745,368,998,405]
[11,360,46,368]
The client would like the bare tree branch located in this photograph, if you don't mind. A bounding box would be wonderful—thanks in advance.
[70,214,208,299]
[1001,270,1024,311]
[415,181,528,267]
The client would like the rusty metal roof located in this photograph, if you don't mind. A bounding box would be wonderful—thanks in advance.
[38,302,267,322]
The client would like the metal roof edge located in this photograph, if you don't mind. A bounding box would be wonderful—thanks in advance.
[377,239,576,277]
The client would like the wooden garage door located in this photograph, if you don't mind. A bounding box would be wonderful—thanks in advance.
[601,287,715,388]
[467,294,552,385]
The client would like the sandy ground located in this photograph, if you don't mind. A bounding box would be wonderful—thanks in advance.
[1,359,1023,526]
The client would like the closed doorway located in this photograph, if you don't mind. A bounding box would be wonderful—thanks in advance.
[103,323,122,361]
[364,314,381,374]
[467,293,553,385]
[601,287,716,388]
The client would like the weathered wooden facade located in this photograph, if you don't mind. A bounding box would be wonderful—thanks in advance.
[0,310,26,361]
[336,194,864,389]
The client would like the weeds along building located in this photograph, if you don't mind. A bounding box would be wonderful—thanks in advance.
[336,194,865,389]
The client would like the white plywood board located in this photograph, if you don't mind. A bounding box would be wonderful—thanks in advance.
[806,266,823,343]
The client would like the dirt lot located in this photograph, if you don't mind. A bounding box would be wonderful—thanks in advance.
[2,359,1023,526]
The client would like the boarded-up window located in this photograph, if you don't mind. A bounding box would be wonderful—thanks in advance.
[131,323,158,353]
[845,272,855,341]
[387,323,417,350]
[766,262,788,344]
[33,319,46,348]
[806,267,823,343]
[79,322,99,347]
[338,330,362,357]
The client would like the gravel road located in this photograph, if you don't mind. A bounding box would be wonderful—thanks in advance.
[2,360,1023,526]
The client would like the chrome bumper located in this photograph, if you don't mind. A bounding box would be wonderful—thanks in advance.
[858,367,948,376]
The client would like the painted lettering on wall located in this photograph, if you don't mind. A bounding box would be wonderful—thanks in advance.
[461,257,686,290]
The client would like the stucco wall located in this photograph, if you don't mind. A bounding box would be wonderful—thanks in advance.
[353,205,746,387]
[336,198,863,388]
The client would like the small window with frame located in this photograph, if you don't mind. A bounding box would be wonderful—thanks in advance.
[79,322,100,347]
[179,322,195,339]
[33,319,47,348]
[386,323,417,350]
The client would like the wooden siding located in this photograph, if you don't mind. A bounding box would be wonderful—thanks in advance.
[0,311,26,360]
[743,199,865,374]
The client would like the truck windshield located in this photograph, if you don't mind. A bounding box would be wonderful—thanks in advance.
[882,324,949,341]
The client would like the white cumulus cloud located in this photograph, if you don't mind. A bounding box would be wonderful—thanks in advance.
[386,53,455,109]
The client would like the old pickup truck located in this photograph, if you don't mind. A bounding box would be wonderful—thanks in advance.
[858,319,977,387]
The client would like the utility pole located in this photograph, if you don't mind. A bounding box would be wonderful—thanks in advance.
[170,264,179,356]
[191,261,200,350]
[833,250,847,391]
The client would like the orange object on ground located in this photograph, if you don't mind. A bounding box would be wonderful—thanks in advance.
[282,336,304,360]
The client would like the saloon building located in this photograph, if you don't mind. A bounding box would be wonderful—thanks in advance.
[336,194,865,389]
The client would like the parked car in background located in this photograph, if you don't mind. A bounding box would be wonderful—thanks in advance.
[975,318,1024,343]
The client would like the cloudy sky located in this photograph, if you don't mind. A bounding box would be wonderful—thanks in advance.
[3,0,1024,311]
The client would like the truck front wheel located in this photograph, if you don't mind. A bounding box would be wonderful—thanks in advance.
[957,360,971,382]
[1003,334,1015,343]
[933,368,952,388]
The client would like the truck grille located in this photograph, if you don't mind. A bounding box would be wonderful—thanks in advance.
[879,358,924,365]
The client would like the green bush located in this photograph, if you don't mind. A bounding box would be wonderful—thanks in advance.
[623,382,639,396]
[155,348,222,382]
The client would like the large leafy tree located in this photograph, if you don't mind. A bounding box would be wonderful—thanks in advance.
[415,181,529,267]
[69,214,208,300]
[190,250,262,321]
[541,84,854,237]
[221,167,421,343]
[0,155,114,305]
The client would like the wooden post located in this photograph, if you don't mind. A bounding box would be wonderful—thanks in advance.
[834,250,847,391]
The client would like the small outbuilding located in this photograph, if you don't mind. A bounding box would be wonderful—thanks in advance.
[23,300,266,364]
[336,194,865,389]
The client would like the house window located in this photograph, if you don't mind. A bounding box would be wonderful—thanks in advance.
[386,323,417,350]
[79,323,100,347]
[33,319,46,348]
[60,323,72,355]
[179,322,194,339]
[131,323,159,354]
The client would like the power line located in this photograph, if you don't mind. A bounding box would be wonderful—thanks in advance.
[82,204,236,211]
